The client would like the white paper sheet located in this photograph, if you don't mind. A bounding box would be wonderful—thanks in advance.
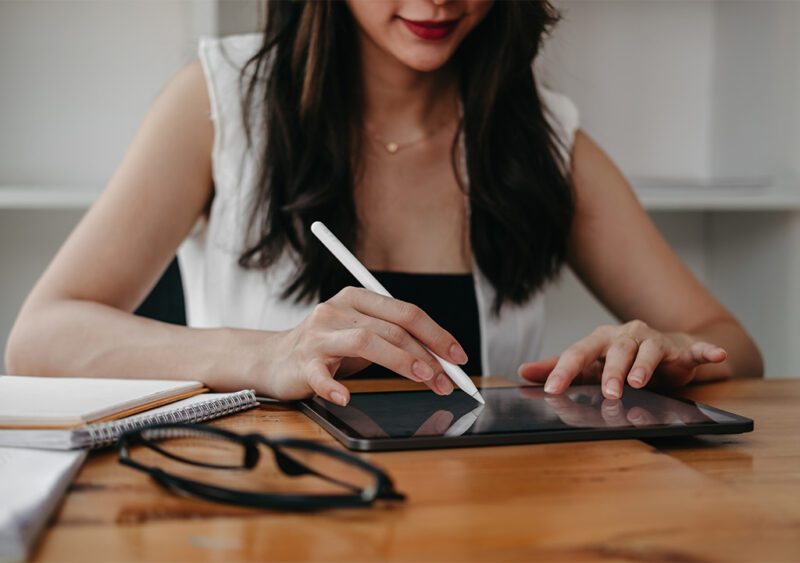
[0,447,86,562]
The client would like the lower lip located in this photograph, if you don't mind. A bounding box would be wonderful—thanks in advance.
[401,19,458,40]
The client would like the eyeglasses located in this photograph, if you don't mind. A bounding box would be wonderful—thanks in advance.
[117,423,405,510]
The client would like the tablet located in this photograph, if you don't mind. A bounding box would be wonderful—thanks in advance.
[299,385,753,451]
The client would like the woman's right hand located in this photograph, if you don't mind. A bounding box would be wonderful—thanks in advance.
[261,287,469,405]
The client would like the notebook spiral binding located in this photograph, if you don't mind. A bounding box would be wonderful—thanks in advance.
[85,390,257,448]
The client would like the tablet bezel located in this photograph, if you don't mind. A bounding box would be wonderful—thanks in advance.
[299,387,754,452]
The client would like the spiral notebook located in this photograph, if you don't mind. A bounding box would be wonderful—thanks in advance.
[0,376,210,428]
[0,390,258,450]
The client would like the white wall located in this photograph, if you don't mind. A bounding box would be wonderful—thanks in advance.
[541,0,798,188]
[0,0,206,188]
[217,0,260,36]
[540,0,717,182]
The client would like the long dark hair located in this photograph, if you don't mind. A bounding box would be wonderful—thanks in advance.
[239,1,573,313]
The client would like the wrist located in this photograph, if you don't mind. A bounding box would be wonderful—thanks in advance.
[203,327,286,394]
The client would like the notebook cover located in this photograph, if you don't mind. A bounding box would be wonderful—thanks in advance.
[0,376,206,429]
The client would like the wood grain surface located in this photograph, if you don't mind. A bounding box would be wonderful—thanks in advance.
[33,378,800,562]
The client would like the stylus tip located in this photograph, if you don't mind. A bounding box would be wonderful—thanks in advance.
[472,391,486,404]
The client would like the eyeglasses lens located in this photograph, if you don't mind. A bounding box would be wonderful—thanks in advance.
[273,444,379,494]
[130,428,379,496]
[128,428,258,489]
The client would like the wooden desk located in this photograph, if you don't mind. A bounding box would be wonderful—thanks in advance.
[34,378,800,561]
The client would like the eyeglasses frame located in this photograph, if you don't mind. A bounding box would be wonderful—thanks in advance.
[117,422,405,510]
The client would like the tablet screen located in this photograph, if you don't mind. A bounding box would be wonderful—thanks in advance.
[306,385,748,440]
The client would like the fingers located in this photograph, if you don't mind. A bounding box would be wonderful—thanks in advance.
[524,321,730,397]
[349,313,455,395]
[305,359,350,406]
[599,336,639,399]
[544,328,612,394]
[333,287,468,365]
[687,341,727,365]
[518,356,558,382]
[325,328,453,395]
[627,337,727,390]
[309,300,453,395]
[352,313,442,381]
[670,341,727,370]
[626,338,663,388]
[432,373,455,395]
[520,357,602,386]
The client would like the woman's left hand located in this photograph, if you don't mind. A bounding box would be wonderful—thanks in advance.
[517,320,728,399]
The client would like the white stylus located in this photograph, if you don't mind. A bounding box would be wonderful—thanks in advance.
[311,221,486,405]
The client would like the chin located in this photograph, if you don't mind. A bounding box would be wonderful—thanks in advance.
[395,47,455,73]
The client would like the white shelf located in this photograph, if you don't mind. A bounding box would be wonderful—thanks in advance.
[2,184,800,212]
[635,184,800,212]
[0,186,100,209]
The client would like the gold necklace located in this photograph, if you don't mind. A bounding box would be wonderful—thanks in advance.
[364,115,456,155]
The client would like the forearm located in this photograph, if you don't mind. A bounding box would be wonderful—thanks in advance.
[682,318,763,383]
[5,300,279,393]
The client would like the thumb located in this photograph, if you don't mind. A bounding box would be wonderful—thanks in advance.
[305,359,350,406]
[681,342,727,368]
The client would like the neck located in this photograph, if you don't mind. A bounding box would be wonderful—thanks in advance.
[357,33,458,136]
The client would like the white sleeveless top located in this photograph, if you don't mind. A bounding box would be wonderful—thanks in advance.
[178,34,579,378]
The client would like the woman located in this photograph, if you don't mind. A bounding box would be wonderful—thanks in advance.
[5,0,762,407]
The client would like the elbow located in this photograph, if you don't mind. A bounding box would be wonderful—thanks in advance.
[747,341,765,380]
[4,325,25,375]
[5,313,42,376]
[714,316,764,380]
[734,328,764,380]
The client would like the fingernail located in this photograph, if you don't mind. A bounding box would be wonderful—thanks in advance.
[413,360,435,381]
[449,343,468,364]
[436,373,454,395]
[629,368,645,386]
[605,379,622,399]
[330,391,348,406]
[710,348,727,360]
[544,377,559,394]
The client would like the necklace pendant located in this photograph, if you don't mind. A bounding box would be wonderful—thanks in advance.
[385,142,399,154]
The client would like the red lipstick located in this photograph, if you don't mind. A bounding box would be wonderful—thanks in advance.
[400,17,459,40]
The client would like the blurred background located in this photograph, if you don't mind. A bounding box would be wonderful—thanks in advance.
[1,0,798,377]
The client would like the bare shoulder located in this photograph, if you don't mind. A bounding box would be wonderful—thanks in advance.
[168,59,209,103]
[113,58,214,207]
[569,129,640,219]
[146,59,212,138]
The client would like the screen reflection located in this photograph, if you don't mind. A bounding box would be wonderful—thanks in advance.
[313,385,719,439]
